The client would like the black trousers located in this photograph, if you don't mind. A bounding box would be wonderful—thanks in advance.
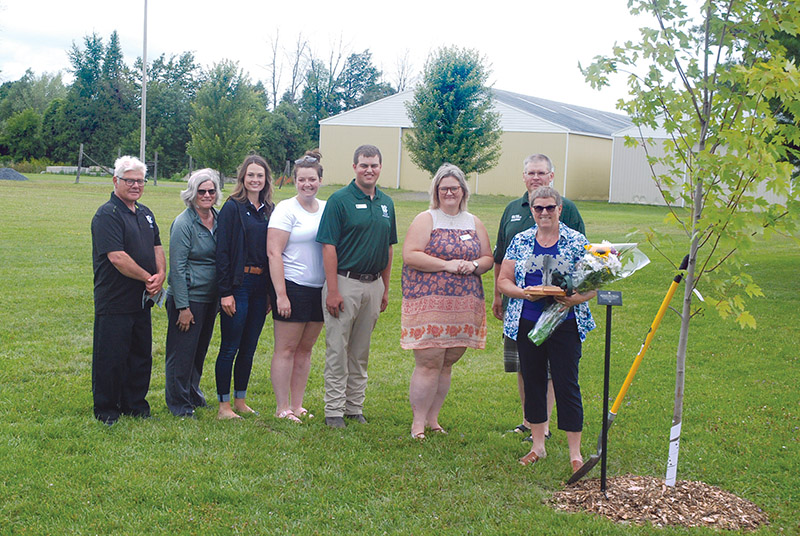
[517,317,584,432]
[92,309,152,423]
[164,296,218,416]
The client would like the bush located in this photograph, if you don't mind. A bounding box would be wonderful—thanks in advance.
[8,158,59,173]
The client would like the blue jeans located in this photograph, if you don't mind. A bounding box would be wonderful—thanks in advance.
[215,273,268,401]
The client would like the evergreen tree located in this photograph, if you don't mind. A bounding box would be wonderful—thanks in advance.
[405,46,501,176]
[337,50,394,111]
[55,32,137,165]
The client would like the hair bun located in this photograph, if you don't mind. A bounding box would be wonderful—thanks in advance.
[306,149,322,161]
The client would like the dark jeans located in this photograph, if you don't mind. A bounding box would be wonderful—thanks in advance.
[215,273,268,401]
[92,309,153,423]
[517,317,583,432]
[165,296,218,416]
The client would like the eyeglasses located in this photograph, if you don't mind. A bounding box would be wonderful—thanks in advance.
[295,155,318,165]
[120,178,147,186]
[197,188,216,197]
[438,186,462,194]
[524,171,552,178]
[532,204,558,213]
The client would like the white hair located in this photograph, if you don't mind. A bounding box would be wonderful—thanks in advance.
[114,155,147,178]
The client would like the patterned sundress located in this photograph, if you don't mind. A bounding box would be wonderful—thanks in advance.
[400,209,487,350]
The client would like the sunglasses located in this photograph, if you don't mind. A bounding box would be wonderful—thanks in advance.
[198,188,216,196]
[532,204,558,213]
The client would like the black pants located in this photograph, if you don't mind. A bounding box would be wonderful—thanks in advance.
[517,317,583,432]
[92,310,152,423]
[164,296,218,416]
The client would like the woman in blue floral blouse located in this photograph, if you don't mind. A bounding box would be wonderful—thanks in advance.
[497,186,596,473]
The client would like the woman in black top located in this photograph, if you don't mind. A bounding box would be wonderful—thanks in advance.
[214,154,273,419]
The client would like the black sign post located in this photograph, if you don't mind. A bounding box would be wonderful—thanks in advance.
[596,290,622,494]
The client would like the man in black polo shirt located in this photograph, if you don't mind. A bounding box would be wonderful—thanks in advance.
[91,155,166,425]
[316,145,397,428]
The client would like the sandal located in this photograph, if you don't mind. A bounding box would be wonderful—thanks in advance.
[571,459,584,473]
[277,409,302,423]
[519,450,545,466]
[295,408,314,419]
[429,426,447,435]
[411,432,426,440]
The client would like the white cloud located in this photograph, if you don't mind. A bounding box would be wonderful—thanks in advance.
[0,0,651,112]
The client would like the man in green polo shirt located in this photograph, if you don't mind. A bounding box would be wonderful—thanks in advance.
[316,144,398,428]
[492,153,585,440]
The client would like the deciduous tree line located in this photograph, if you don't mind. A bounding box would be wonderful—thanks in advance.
[0,31,399,179]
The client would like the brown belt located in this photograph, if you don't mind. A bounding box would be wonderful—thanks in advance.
[338,270,380,282]
[244,266,264,275]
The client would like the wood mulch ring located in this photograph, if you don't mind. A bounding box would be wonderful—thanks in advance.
[550,474,768,531]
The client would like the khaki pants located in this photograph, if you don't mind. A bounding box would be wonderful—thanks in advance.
[322,275,384,417]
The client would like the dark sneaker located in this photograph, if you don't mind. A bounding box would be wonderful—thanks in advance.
[325,416,346,428]
[344,414,367,424]
[523,432,552,442]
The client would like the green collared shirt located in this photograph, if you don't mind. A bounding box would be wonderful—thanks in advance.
[316,180,397,274]
[493,191,585,264]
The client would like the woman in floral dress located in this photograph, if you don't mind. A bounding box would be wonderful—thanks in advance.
[402,163,494,439]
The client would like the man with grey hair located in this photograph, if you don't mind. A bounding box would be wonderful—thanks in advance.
[492,153,585,440]
[91,155,166,425]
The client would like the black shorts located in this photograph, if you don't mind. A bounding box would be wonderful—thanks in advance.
[270,279,323,323]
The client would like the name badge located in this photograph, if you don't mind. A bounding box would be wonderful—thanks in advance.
[355,203,367,209]
[460,233,472,241]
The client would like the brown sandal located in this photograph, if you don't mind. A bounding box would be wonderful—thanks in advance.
[519,451,541,466]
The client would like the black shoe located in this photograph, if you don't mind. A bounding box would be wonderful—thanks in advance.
[507,423,530,434]
[344,414,367,424]
[523,432,552,443]
[325,416,346,428]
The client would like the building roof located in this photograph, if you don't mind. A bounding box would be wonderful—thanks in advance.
[320,89,632,138]
[492,89,631,137]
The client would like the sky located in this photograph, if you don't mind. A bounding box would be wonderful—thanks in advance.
[0,0,654,114]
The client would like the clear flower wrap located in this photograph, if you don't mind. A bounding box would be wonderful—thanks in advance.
[528,242,650,346]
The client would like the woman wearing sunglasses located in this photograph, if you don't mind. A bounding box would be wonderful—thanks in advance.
[497,186,596,473]
[164,169,221,417]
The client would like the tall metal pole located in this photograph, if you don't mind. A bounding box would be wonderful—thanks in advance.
[139,0,148,164]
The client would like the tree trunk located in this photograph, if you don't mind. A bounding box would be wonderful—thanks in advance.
[666,177,703,486]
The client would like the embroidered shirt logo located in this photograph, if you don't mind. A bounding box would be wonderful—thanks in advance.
[511,214,522,222]
[145,214,154,228]
[381,205,389,218]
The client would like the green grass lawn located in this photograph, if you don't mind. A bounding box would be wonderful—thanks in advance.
[1,174,798,535]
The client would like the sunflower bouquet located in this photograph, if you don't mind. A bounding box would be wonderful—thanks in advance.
[528,242,650,346]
